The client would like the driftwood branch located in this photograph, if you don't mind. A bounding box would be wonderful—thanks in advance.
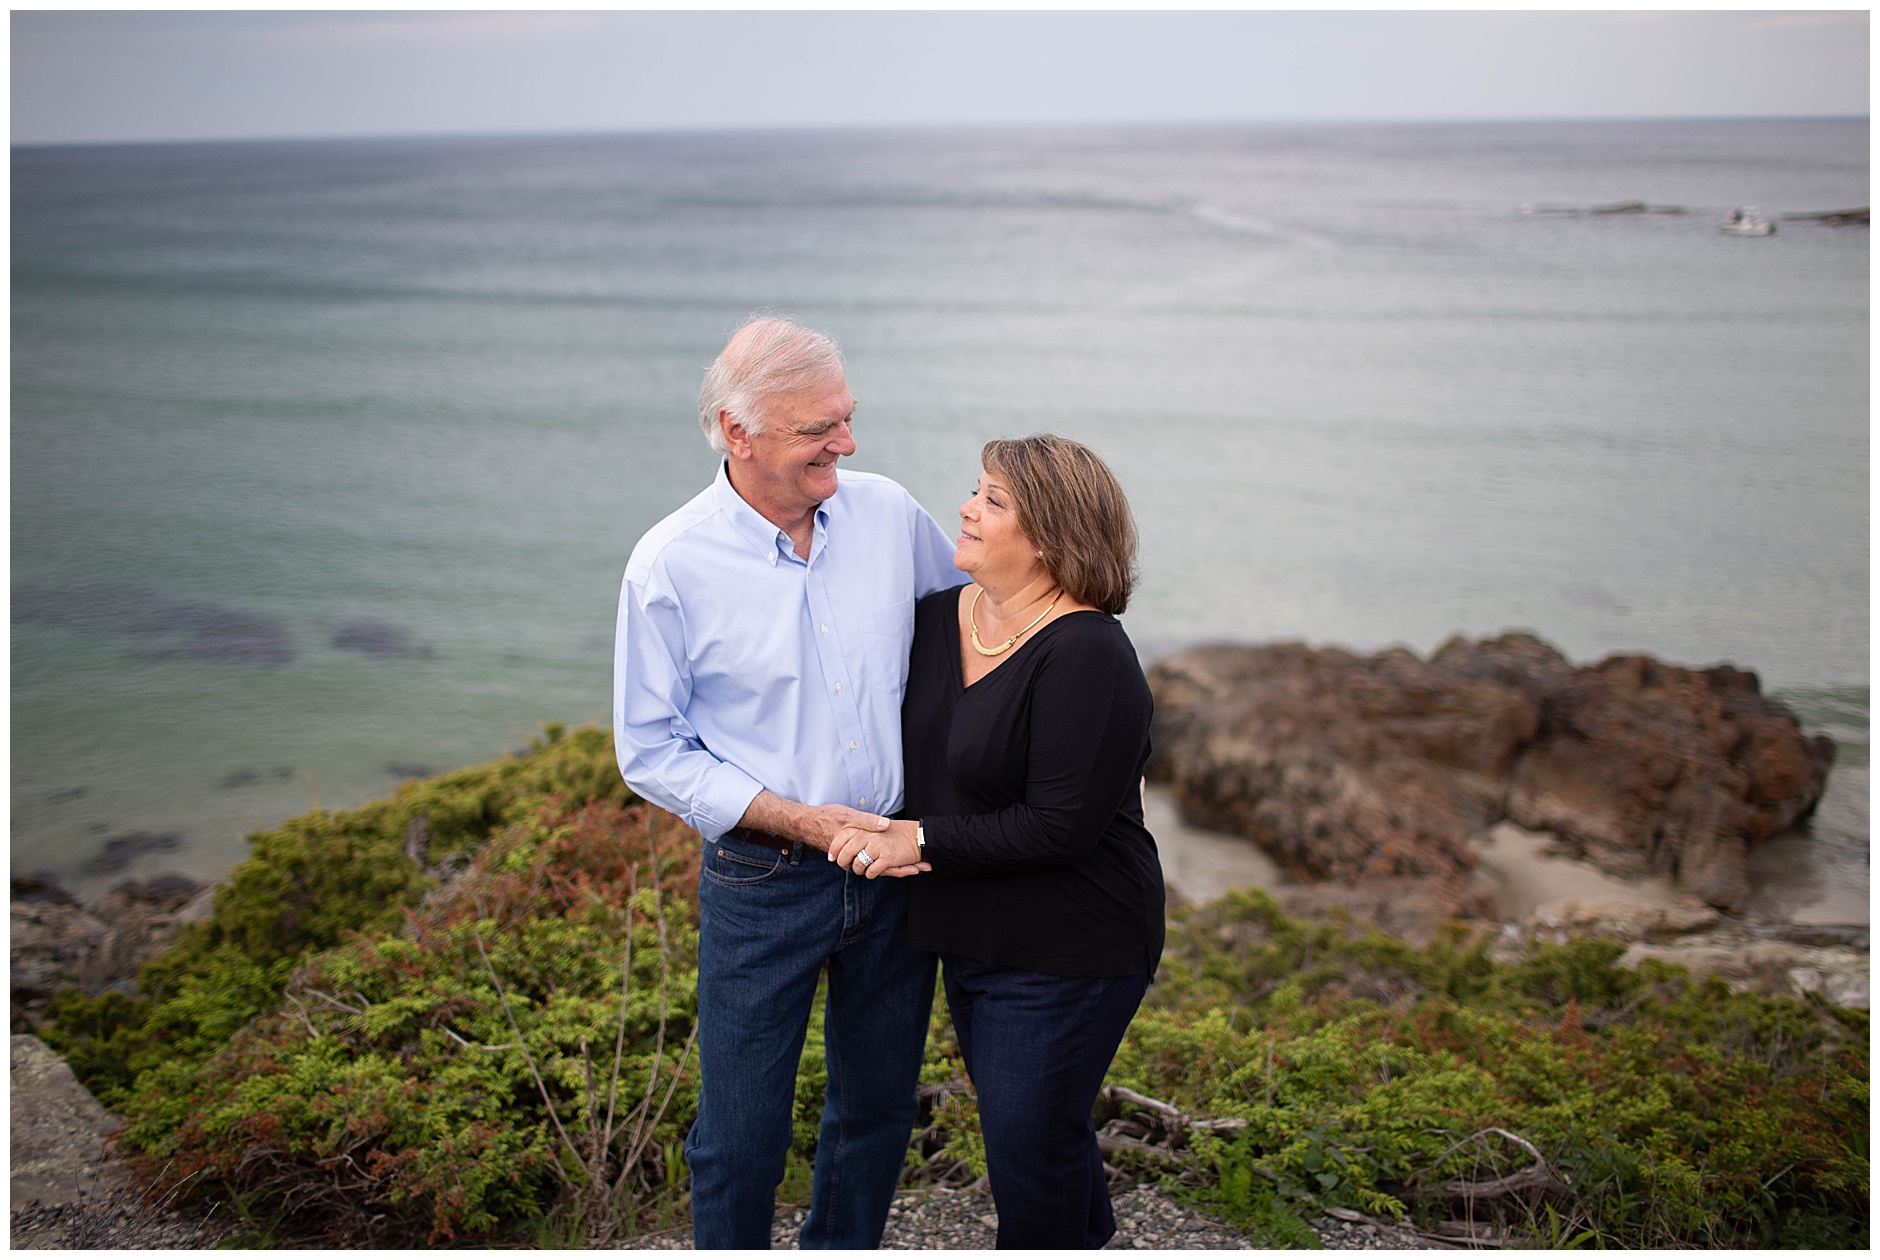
[1091,1084,1250,1173]
[1408,1127,1568,1203]
[1095,1130,1187,1167]
[1102,1085,1187,1128]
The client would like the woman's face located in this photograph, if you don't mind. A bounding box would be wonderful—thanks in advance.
[956,466,1043,586]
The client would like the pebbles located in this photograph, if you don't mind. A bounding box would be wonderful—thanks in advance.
[634,1185,1434,1250]
[10,1034,234,1250]
[9,1192,231,1250]
[8,1174,1437,1249]
[1100,1187,1261,1249]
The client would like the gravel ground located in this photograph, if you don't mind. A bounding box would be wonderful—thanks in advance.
[633,1185,1438,1250]
[9,1189,233,1250]
[11,1183,1444,1249]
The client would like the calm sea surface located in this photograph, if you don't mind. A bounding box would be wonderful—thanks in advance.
[12,121,1868,900]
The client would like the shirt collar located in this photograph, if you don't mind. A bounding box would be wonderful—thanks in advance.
[711,462,835,564]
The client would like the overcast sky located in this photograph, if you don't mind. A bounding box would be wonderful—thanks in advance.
[11,8,1871,146]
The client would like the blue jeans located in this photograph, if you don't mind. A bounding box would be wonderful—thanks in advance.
[687,833,937,1249]
[943,955,1150,1250]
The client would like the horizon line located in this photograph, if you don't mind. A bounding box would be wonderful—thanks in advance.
[13,114,1872,152]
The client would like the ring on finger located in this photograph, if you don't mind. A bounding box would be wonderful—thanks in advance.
[856,849,874,869]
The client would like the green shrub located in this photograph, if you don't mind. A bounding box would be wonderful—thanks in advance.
[1189,1134,1322,1248]
[46,726,632,1110]
[146,723,630,988]
[1111,889,1869,1249]
[39,745,1869,1249]
[121,798,702,1244]
[36,987,151,1103]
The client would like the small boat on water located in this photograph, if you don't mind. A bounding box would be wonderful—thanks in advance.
[1720,206,1775,236]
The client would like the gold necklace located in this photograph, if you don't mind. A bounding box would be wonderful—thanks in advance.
[969,586,1062,657]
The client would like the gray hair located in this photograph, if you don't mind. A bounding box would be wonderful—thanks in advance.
[697,315,847,455]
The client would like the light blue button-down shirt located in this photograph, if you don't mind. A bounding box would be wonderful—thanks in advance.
[614,463,966,840]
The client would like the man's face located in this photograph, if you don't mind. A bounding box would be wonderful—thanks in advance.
[727,374,857,517]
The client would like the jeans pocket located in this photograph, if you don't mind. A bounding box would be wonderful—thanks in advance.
[703,837,787,886]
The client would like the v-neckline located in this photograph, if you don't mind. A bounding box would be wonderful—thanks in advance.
[947,589,1095,695]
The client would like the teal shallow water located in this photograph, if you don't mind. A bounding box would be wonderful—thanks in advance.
[11,121,1868,898]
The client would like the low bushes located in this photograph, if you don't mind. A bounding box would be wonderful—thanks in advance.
[40,725,687,1245]
[1112,890,1869,1248]
[119,799,700,1244]
[47,723,632,1108]
[36,727,1870,1247]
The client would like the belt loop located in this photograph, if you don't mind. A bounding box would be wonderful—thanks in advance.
[789,839,805,865]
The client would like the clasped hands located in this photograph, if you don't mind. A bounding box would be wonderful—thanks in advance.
[827,818,927,879]
[745,795,929,879]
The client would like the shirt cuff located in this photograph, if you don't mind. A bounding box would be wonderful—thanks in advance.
[912,814,960,870]
[692,762,766,842]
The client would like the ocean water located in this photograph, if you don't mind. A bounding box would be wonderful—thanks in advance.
[11,120,1868,902]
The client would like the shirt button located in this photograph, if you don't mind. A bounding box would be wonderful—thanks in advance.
[859,797,867,806]
[835,683,843,693]
[821,625,829,634]
[849,741,857,750]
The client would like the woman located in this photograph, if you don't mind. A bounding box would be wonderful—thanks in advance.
[831,434,1164,1250]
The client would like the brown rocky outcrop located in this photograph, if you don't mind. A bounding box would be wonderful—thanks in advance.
[1148,633,1835,915]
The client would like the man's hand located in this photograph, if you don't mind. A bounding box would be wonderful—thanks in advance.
[830,819,926,879]
[738,790,889,853]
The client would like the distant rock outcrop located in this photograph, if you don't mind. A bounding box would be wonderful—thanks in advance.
[1147,633,1835,916]
[11,875,215,1009]
[1785,207,1868,226]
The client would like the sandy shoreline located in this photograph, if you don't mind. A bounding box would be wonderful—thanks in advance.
[1149,781,1868,930]
[1147,781,1869,1010]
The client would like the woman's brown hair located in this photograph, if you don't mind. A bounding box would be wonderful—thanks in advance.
[982,434,1138,615]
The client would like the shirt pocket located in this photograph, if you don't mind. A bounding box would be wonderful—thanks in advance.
[859,599,916,695]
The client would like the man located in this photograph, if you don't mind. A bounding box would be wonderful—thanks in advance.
[613,316,964,1248]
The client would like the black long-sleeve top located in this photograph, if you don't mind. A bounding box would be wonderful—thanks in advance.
[900,585,1165,978]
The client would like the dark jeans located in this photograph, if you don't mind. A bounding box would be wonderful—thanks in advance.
[687,832,937,1250]
[942,955,1150,1250]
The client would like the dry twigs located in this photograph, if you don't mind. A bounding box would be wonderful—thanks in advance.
[1093,1083,1249,1166]
[1408,1127,1569,1205]
[469,830,697,1248]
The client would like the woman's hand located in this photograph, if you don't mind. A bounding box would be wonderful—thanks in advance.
[829,819,927,878]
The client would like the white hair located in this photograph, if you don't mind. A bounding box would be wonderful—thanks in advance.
[697,315,847,455]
